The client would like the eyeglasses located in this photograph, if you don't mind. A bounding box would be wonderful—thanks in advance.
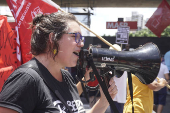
[66,32,85,44]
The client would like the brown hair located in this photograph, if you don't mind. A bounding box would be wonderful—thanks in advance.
[30,12,78,58]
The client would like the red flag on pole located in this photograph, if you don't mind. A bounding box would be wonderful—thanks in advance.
[0,15,18,91]
[6,0,58,64]
[145,0,170,38]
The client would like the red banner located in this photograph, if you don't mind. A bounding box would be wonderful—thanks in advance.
[145,0,170,37]
[106,21,137,29]
[6,0,58,64]
[0,15,18,91]
[9,22,16,30]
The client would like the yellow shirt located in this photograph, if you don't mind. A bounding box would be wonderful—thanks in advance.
[123,74,153,113]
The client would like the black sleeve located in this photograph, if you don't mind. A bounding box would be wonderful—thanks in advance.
[0,68,38,113]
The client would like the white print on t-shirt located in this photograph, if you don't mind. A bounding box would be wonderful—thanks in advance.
[67,100,85,112]
[53,100,85,113]
[53,100,67,113]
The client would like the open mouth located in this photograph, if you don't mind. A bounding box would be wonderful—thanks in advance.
[73,52,79,56]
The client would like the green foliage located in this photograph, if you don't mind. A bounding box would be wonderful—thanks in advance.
[129,25,170,37]
[102,34,106,37]
[161,26,170,37]
[102,34,112,37]
[129,28,156,37]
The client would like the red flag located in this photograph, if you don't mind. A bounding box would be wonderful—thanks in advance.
[6,0,58,64]
[0,15,18,91]
[145,0,170,37]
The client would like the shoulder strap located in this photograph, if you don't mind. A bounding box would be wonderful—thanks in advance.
[20,64,73,113]
[127,72,134,113]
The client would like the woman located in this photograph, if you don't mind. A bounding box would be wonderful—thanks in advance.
[0,12,117,113]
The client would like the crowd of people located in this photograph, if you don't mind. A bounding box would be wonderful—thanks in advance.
[0,11,169,113]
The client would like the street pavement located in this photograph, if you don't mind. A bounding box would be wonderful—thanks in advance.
[81,93,170,113]
[162,93,170,113]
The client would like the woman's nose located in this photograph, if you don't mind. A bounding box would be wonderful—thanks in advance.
[77,41,84,47]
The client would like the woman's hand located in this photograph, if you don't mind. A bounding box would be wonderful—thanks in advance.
[100,77,118,102]
[77,68,93,95]
[108,77,118,99]
[83,68,93,81]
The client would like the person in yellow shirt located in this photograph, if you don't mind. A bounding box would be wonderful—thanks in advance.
[123,74,167,113]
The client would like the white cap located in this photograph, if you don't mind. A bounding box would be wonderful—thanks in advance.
[109,44,121,51]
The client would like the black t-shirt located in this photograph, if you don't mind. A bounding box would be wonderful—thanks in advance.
[0,58,85,113]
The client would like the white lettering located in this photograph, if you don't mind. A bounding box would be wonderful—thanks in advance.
[53,100,66,112]
[114,23,119,28]
[124,22,128,27]
[107,22,114,29]
[102,56,115,62]
[53,99,85,113]
[120,22,123,27]
[107,22,129,29]
[31,6,43,19]
[17,2,31,28]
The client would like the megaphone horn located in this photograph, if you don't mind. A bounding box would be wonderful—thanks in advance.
[89,42,161,84]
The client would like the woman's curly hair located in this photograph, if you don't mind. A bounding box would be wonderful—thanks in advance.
[30,12,78,57]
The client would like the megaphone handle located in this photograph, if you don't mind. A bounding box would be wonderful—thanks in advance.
[156,77,170,89]
[103,76,110,88]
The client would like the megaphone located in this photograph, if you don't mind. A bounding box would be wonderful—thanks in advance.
[78,42,161,84]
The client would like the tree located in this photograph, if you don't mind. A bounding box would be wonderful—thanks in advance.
[161,26,170,37]
[129,25,170,37]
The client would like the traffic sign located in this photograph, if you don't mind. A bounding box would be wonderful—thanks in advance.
[116,26,129,44]
[116,32,129,44]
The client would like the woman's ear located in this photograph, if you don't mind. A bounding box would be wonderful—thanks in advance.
[49,32,54,44]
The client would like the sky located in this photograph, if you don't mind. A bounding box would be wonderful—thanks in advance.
[88,8,157,36]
